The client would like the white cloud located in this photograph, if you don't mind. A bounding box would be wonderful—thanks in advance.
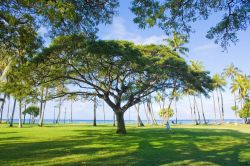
[194,43,219,52]
[102,17,166,45]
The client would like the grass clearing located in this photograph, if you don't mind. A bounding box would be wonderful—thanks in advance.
[0,124,249,165]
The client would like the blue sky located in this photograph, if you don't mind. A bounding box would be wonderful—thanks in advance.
[3,1,250,121]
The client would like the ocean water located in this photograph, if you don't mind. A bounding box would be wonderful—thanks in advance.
[4,119,244,125]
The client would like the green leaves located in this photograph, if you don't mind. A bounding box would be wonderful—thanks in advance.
[131,0,250,50]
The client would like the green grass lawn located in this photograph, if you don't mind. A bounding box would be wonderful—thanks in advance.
[0,124,250,166]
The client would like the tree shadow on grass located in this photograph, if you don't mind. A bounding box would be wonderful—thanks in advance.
[0,126,249,166]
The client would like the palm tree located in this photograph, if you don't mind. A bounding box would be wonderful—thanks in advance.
[164,32,189,55]
[212,74,227,123]
[190,60,208,124]
[223,64,241,118]
[231,74,250,108]
[155,91,164,124]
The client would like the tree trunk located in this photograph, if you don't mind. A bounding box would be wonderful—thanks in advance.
[102,100,105,123]
[29,114,31,124]
[193,96,199,125]
[147,100,157,125]
[23,104,26,124]
[233,92,238,120]
[115,111,126,134]
[199,94,207,124]
[64,107,66,124]
[23,114,26,124]
[18,100,22,128]
[39,87,48,127]
[194,96,201,124]
[216,89,222,121]
[188,95,195,124]
[71,100,73,123]
[212,93,217,123]
[6,97,11,123]
[143,102,150,124]
[93,96,97,126]
[113,112,116,126]
[175,98,178,124]
[135,104,144,127]
[9,99,16,127]
[0,93,7,123]
[56,97,62,124]
[219,89,224,123]
[53,107,56,124]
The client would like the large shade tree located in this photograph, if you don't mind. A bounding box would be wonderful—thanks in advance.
[29,35,212,134]
[131,0,250,49]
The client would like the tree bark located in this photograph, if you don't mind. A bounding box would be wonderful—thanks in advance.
[193,96,199,125]
[113,112,116,126]
[175,98,178,124]
[56,97,62,124]
[6,97,10,123]
[188,95,195,124]
[93,96,97,126]
[115,111,126,134]
[143,102,150,124]
[18,100,22,128]
[219,89,224,123]
[39,87,48,127]
[102,100,105,123]
[199,94,207,124]
[0,93,7,123]
[71,100,73,123]
[216,89,222,121]
[9,99,16,127]
[212,93,217,123]
[135,104,144,127]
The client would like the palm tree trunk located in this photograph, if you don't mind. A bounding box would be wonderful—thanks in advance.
[39,87,48,127]
[143,102,150,124]
[233,92,238,120]
[135,104,144,127]
[175,98,178,124]
[6,97,10,123]
[64,107,66,124]
[148,99,157,125]
[102,101,105,123]
[216,89,222,121]
[199,93,207,124]
[71,100,73,123]
[18,100,22,128]
[212,93,217,123]
[219,89,224,123]
[0,93,7,123]
[9,98,16,127]
[93,95,97,126]
[194,96,201,124]
[23,104,26,124]
[193,96,199,125]
[56,97,62,124]
[188,95,195,124]
[113,112,116,126]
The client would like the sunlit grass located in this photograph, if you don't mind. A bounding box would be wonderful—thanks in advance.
[0,124,249,165]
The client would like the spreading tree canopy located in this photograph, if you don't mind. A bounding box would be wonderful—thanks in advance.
[29,35,213,134]
[131,0,250,49]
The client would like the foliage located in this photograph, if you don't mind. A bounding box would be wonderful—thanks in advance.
[158,107,174,118]
[35,36,212,112]
[23,105,39,117]
[0,0,118,39]
[131,0,250,49]
[239,100,250,119]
